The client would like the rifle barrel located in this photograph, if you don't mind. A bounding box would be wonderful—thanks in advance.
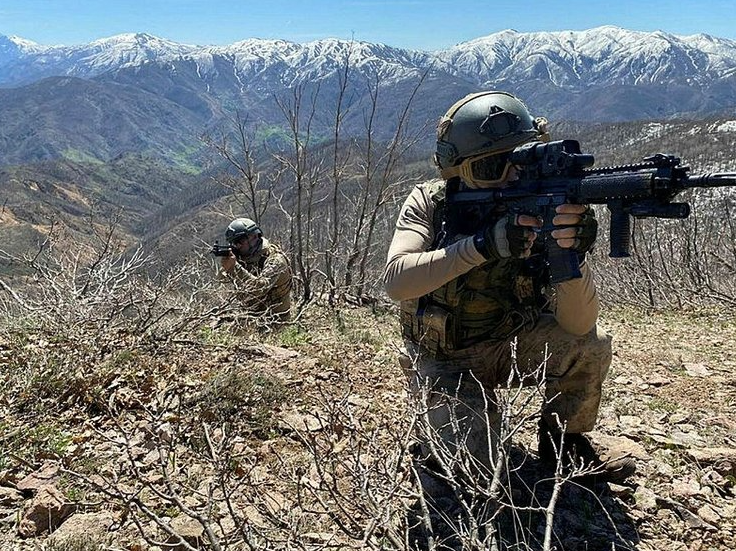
[686,173,736,189]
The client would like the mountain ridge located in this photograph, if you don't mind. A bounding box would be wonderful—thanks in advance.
[3,26,736,89]
[1,26,736,168]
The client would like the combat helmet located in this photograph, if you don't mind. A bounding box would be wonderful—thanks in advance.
[226,217,263,257]
[434,91,549,186]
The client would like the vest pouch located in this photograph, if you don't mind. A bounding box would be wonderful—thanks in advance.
[430,277,462,307]
[400,298,421,341]
[418,304,456,356]
[400,299,457,357]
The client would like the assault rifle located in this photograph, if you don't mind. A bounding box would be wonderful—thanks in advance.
[210,242,235,257]
[445,139,736,284]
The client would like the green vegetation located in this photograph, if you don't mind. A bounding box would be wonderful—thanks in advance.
[61,148,105,165]
[647,397,680,413]
[276,324,312,347]
[254,124,292,148]
[168,145,205,174]
[333,309,384,348]
[8,423,72,462]
[198,325,237,347]
[196,366,288,436]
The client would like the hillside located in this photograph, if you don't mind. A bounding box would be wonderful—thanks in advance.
[2,111,735,292]
[2,27,736,168]
[2,24,736,551]
[0,155,202,274]
[0,297,734,549]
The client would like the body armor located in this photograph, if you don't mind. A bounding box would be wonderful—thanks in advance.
[236,243,292,317]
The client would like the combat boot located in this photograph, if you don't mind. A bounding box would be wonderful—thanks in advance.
[537,419,636,483]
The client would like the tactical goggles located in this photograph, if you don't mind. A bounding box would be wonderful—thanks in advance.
[439,146,516,186]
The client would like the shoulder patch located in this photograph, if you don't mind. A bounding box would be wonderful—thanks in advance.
[418,179,447,250]
[420,178,446,207]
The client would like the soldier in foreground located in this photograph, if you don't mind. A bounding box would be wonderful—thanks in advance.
[383,91,635,484]
[218,217,292,325]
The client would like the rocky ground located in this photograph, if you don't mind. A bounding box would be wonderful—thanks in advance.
[0,303,734,550]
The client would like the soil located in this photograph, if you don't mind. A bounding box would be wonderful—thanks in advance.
[0,303,734,550]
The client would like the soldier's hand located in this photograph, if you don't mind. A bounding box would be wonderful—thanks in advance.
[474,213,542,260]
[551,204,597,253]
[220,252,237,272]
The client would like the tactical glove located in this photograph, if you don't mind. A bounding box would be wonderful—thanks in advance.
[554,206,597,254]
[473,214,536,260]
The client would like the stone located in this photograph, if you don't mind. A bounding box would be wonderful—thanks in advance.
[170,514,203,538]
[669,430,705,448]
[671,477,702,498]
[634,485,658,512]
[16,461,60,495]
[589,432,651,460]
[0,486,23,507]
[697,504,720,525]
[254,344,299,361]
[686,447,736,476]
[278,410,325,432]
[668,413,690,424]
[646,374,672,386]
[17,486,75,537]
[48,512,115,545]
[619,415,642,428]
[682,363,710,377]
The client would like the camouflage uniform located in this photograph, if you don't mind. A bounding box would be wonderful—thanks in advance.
[384,180,612,470]
[222,238,292,323]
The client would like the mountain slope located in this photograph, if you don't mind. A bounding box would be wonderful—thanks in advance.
[4,27,736,90]
[437,27,736,87]
[0,75,213,165]
[1,27,736,166]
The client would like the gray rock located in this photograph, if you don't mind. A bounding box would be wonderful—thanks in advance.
[48,512,115,545]
[16,461,60,495]
[686,447,736,476]
[634,485,658,512]
[167,515,204,550]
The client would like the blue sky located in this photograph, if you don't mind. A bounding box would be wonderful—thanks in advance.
[1,0,735,50]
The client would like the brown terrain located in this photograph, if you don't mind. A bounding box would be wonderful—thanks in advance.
[0,300,734,550]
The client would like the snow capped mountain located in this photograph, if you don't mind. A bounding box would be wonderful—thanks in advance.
[1,26,736,126]
[183,37,433,88]
[0,32,199,84]
[76,33,198,70]
[0,32,434,88]
[437,26,736,87]
[0,34,48,54]
[2,26,735,90]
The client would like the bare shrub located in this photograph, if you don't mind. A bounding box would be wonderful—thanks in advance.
[591,189,736,309]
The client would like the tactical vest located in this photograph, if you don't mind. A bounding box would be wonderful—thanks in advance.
[400,180,546,356]
[239,243,292,314]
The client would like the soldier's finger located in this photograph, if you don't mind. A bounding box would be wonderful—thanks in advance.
[555,237,578,249]
[516,214,543,228]
[552,213,582,226]
[523,229,539,242]
[555,204,587,214]
[551,227,578,240]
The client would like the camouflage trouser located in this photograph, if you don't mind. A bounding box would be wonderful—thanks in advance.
[399,314,612,472]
